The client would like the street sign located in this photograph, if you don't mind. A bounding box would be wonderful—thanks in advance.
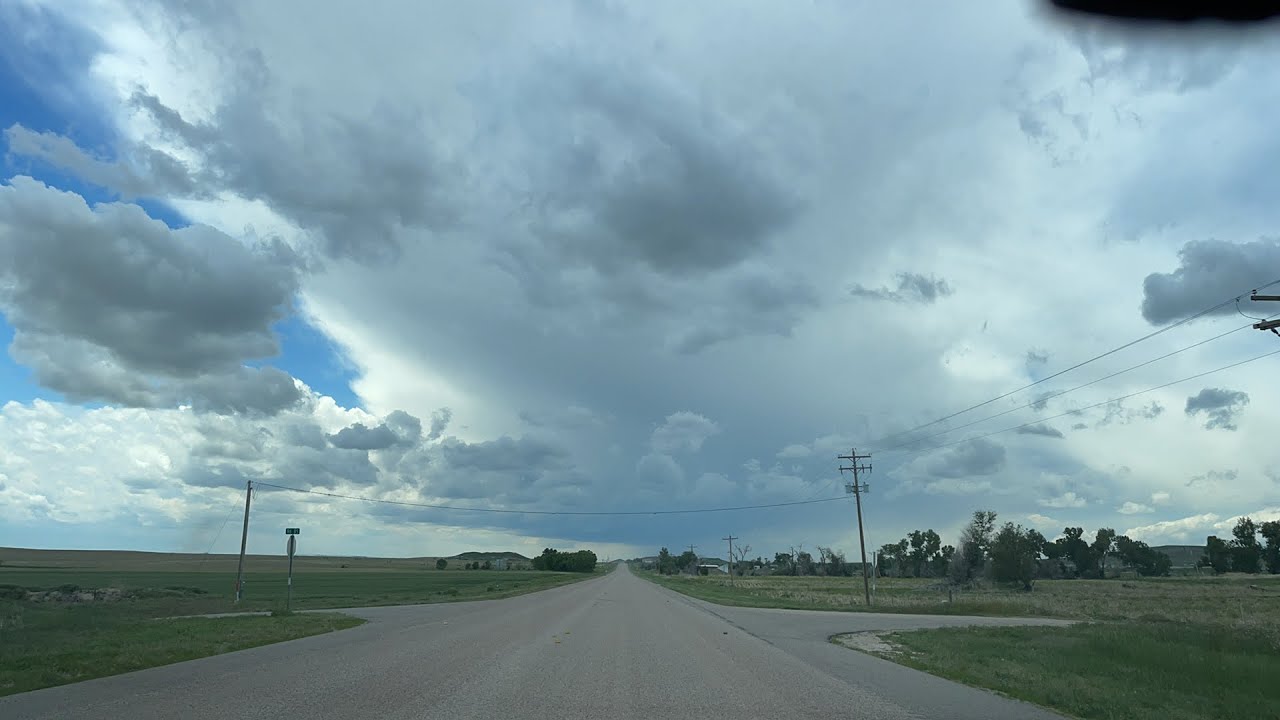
[285,534,298,611]
[285,527,300,535]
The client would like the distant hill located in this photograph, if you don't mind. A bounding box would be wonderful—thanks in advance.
[1152,545,1203,566]
[447,551,530,561]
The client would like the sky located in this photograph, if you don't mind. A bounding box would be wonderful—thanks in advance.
[1,0,1279,562]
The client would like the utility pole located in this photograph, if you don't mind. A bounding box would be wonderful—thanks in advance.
[722,535,738,586]
[838,448,873,606]
[1250,291,1280,336]
[234,480,253,604]
[687,544,698,576]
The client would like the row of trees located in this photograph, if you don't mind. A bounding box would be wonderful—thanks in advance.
[947,510,1174,590]
[531,548,597,573]
[877,529,955,578]
[1202,518,1280,574]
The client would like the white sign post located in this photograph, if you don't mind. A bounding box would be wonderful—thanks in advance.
[285,528,299,611]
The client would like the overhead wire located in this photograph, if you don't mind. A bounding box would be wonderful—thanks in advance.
[253,480,851,516]
[878,346,1280,458]
[869,314,1280,454]
[863,278,1280,450]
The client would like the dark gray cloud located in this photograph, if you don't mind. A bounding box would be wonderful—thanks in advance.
[187,367,303,416]
[5,125,201,199]
[1030,391,1054,411]
[926,438,1006,478]
[1096,399,1164,427]
[426,408,452,442]
[670,271,819,354]
[329,411,424,450]
[328,422,399,451]
[1016,423,1064,439]
[1141,238,1280,325]
[1185,387,1249,431]
[1071,422,1088,430]
[386,410,424,444]
[489,51,801,279]
[850,273,954,304]
[0,177,302,414]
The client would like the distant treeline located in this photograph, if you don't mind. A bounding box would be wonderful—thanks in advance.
[1203,517,1280,575]
[531,548,597,573]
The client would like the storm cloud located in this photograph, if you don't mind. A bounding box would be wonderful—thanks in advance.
[850,273,955,304]
[1141,238,1280,325]
[1185,387,1250,431]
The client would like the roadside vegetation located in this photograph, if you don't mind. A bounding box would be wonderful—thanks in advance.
[0,550,601,696]
[0,603,361,697]
[639,509,1280,720]
[869,622,1280,720]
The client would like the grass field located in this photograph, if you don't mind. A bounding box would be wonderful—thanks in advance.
[1,610,362,697]
[642,570,1280,629]
[0,550,602,697]
[641,569,1280,719]
[873,622,1280,720]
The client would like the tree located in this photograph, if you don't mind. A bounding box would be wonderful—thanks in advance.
[774,552,794,576]
[990,523,1043,590]
[1091,528,1116,578]
[796,550,815,576]
[1056,527,1093,578]
[435,558,448,570]
[1229,517,1262,573]
[816,546,847,577]
[482,560,492,571]
[1202,536,1231,574]
[907,531,928,578]
[732,544,753,576]
[933,545,955,577]
[532,547,597,573]
[1261,521,1280,574]
[951,510,997,584]
[675,550,698,574]
[1114,535,1171,577]
[877,543,901,577]
[657,547,674,575]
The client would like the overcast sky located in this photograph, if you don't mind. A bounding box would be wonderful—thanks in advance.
[1,1,1278,561]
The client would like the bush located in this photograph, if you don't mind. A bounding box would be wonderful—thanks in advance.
[435,558,448,570]
[0,585,27,601]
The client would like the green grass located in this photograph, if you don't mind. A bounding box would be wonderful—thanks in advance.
[0,609,362,697]
[641,570,1280,630]
[0,566,598,696]
[1,568,594,614]
[876,622,1280,720]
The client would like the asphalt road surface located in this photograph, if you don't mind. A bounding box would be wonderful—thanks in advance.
[3,564,1071,719]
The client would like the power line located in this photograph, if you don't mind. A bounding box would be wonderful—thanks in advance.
[871,315,1277,454]
[880,347,1280,457]
[865,279,1280,449]
[253,481,851,516]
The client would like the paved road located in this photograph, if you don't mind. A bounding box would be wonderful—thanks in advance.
[3,564,1069,719]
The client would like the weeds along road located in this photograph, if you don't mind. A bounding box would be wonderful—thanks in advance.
[1,563,1070,720]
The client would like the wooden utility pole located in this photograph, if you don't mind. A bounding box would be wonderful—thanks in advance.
[722,535,738,586]
[234,480,253,603]
[838,449,873,606]
[1250,291,1280,336]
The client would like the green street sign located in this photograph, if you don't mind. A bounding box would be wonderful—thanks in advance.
[285,528,300,535]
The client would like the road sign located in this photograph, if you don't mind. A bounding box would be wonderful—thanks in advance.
[285,527,300,535]
[286,534,298,611]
